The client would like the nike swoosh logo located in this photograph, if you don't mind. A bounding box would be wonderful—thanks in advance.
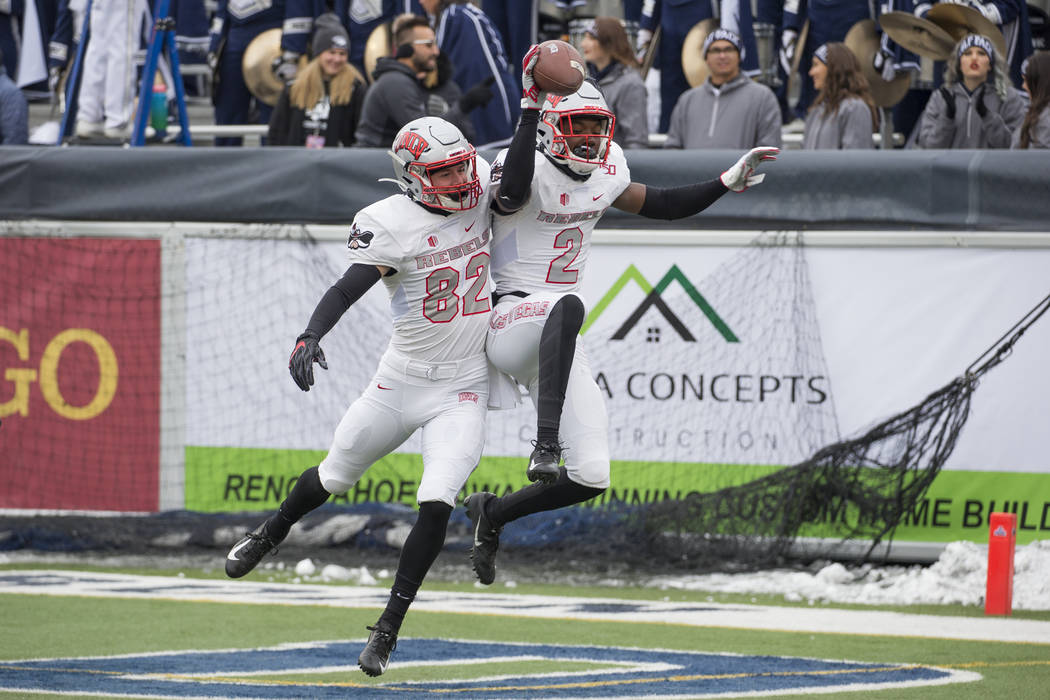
[227,538,252,561]
[592,193,604,201]
[465,221,475,232]
[474,521,483,549]
[377,384,393,390]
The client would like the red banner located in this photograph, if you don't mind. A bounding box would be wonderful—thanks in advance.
[0,238,161,511]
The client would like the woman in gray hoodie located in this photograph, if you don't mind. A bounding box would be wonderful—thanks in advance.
[802,43,877,150]
[580,16,649,149]
[1012,52,1050,149]
[917,34,1026,149]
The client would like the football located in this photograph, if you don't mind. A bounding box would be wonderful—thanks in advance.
[531,40,586,96]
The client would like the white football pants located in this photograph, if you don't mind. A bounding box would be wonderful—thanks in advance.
[486,292,611,489]
[318,349,489,506]
[78,0,139,129]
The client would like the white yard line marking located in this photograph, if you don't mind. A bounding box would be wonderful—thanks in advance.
[2,570,1049,644]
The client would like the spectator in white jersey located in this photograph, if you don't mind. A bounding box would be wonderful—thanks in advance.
[664,28,782,150]
[464,51,778,586]
[223,115,528,677]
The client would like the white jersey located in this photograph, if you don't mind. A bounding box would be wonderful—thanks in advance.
[489,143,631,297]
[346,158,495,363]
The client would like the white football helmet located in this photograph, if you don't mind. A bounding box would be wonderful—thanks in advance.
[387,117,481,211]
[536,82,616,175]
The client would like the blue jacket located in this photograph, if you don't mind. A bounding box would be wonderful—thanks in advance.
[434,2,518,146]
[0,66,28,144]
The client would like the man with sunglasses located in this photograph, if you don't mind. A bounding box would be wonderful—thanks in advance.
[465,47,780,587]
[355,14,492,146]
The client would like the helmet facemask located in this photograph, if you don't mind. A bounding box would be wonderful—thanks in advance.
[538,86,616,175]
[406,147,482,211]
[386,117,482,211]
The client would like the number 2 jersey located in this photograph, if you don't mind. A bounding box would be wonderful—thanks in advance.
[488,143,631,297]
[345,158,495,363]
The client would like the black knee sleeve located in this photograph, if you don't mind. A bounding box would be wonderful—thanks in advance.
[537,295,586,442]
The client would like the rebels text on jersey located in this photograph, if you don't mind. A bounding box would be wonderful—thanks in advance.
[489,143,631,297]
[346,159,495,363]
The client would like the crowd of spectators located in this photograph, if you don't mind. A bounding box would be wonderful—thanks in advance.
[2,0,1048,149]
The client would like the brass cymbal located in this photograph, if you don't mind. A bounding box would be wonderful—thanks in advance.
[681,18,718,87]
[845,19,910,107]
[926,3,1007,59]
[363,22,390,83]
[242,28,284,106]
[878,11,955,61]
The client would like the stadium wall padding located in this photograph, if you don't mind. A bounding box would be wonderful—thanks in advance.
[1,146,1050,230]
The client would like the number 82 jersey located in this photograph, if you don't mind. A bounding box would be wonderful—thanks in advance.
[489,143,631,298]
[346,158,495,363]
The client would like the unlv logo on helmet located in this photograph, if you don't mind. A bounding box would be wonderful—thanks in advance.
[347,224,374,249]
[396,131,429,159]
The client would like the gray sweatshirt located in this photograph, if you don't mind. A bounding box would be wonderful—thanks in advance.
[802,96,874,149]
[354,57,473,147]
[664,74,782,149]
[918,82,1026,149]
[593,62,649,149]
[1011,107,1050,149]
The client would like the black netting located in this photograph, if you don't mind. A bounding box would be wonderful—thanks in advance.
[602,292,1050,571]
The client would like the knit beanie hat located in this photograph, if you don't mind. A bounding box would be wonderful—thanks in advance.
[312,16,350,58]
[957,34,995,65]
[703,28,742,57]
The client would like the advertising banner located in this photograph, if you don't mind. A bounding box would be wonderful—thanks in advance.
[181,233,1050,544]
[0,238,161,511]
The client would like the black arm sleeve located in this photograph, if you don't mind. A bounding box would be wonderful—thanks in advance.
[304,264,382,339]
[495,109,541,212]
[636,179,729,220]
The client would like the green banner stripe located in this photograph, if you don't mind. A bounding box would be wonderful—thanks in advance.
[186,447,1050,544]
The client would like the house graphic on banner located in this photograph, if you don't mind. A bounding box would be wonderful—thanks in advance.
[583,264,739,342]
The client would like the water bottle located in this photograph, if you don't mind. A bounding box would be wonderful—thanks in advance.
[150,82,168,136]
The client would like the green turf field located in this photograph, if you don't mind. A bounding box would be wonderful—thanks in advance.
[3,564,1049,699]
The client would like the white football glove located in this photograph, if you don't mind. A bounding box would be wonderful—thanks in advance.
[635,27,653,63]
[720,146,779,192]
[873,49,897,82]
[520,43,547,111]
[272,51,300,83]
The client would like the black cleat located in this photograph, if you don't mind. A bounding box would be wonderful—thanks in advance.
[465,492,502,585]
[225,526,282,578]
[358,624,398,676]
[526,439,561,484]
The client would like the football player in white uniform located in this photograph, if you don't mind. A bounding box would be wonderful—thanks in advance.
[465,47,780,586]
[224,116,513,677]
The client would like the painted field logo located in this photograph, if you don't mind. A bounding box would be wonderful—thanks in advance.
[583,264,738,342]
[0,639,975,699]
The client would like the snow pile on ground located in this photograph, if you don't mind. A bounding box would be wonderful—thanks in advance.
[645,540,1050,610]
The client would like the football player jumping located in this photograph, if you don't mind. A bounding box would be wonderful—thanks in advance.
[465,46,779,586]
[224,116,520,677]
